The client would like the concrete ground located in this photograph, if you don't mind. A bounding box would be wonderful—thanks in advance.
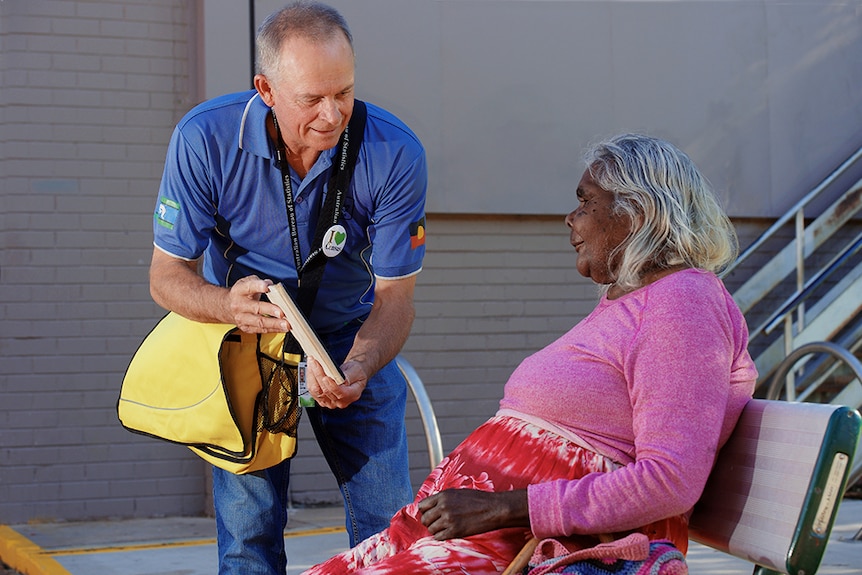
[1,499,860,575]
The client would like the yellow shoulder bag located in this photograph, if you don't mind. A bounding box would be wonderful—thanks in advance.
[117,311,301,474]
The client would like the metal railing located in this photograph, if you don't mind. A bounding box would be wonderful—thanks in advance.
[723,145,862,281]
[724,143,862,390]
[765,341,862,492]
[757,232,862,337]
[396,355,444,470]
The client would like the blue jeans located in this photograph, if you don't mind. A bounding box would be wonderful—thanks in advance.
[212,322,414,575]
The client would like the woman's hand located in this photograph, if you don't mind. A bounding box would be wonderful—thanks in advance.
[418,488,529,540]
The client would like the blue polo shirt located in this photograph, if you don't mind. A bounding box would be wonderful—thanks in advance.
[153,90,427,333]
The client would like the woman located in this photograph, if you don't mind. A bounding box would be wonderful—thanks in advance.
[302,134,757,574]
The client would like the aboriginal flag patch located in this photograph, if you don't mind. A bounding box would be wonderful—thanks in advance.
[410,217,426,249]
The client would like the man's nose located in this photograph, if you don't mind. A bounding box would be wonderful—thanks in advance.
[565,211,575,228]
[319,98,342,125]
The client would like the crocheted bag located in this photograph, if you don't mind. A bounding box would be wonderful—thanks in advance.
[525,533,687,575]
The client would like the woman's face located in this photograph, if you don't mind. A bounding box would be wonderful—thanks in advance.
[565,169,633,285]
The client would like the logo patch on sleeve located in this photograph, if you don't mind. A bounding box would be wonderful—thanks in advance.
[409,217,426,249]
[155,197,180,230]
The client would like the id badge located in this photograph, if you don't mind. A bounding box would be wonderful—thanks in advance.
[297,359,316,407]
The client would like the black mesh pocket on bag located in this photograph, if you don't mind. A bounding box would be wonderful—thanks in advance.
[257,348,301,436]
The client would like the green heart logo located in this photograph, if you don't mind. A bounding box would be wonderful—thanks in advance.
[334,231,346,245]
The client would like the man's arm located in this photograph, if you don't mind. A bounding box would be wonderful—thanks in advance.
[149,248,289,334]
[306,275,416,409]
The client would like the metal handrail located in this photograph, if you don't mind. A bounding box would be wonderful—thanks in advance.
[723,144,862,278]
[725,146,862,391]
[759,231,862,335]
[767,341,862,400]
[396,355,444,470]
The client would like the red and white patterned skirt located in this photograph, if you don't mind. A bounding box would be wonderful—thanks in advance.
[302,415,687,575]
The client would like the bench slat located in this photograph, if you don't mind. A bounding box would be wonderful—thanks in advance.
[689,399,861,574]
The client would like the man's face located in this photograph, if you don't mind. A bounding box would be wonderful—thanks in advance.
[260,33,355,157]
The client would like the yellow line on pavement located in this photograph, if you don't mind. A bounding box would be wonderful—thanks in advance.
[45,525,346,557]
[47,538,217,557]
[284,526,346,539]
[0,525,72,575]
[1,522,345,571]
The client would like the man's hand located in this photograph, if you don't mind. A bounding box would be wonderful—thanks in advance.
[305,357,367,409]
[301,276,416,410]
[227,276,289,334]
[150,249,286,332]
[418,488,530,540]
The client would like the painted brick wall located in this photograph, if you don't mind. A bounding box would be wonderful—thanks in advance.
[0,0,203,523]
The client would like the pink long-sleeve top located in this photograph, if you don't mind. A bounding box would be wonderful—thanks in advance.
[497,268,757,539]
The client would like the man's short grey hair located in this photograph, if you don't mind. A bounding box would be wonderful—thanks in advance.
[256,1,354,79]
[584,133,739,292]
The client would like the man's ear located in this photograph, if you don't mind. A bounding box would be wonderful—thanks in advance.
[254,74,275,107]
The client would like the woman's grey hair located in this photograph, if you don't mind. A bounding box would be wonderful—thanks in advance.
[584,133,739,292]
[256,1,354,80]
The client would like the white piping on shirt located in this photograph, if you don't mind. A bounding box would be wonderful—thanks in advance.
[238,93,262,151]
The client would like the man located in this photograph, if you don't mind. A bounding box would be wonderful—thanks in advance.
[149,2,427,573]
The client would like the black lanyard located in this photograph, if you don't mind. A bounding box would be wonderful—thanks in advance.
[271,112,347,281]
[270,101,367,313]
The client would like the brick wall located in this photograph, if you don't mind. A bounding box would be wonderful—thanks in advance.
[0,0,202,523]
